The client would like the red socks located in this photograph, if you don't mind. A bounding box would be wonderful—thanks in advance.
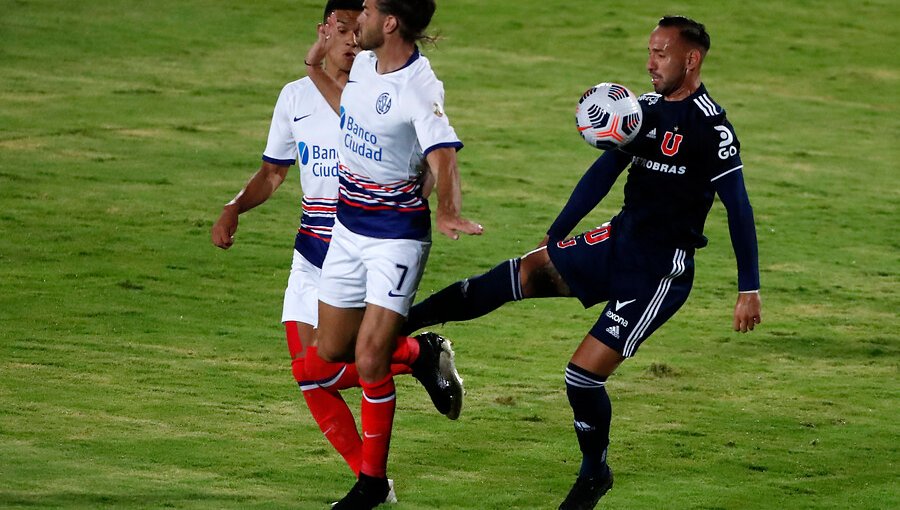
[390,336,420,374]
[359,374,396,478]
[288,324,362,475]
[285,323,422,478]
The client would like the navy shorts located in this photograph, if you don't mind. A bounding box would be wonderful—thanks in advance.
[547,223,695,357]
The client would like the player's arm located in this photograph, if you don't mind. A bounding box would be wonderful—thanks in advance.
[543,149,630,245]
[211,161,290,249]
[419,160,436,198]
[305,14,343,114]
[427,147,483,240]
[713,169,762,332]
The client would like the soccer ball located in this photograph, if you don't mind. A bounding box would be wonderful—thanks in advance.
[575,82,642,150]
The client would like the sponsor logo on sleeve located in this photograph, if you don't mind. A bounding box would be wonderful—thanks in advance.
[714,125,737,159]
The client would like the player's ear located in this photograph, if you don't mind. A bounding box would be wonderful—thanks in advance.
[383,14,399,35]
[686,48,701,71]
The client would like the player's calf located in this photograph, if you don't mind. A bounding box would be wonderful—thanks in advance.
[403,259,523,335]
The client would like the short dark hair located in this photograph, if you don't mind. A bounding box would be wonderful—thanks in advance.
[376,0,436,44]
[323,0,363,22]
[658,15,710,53]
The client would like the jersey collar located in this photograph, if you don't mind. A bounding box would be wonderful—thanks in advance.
[401,46,421,70]
[373,46,421,74]
[685,82,708,102]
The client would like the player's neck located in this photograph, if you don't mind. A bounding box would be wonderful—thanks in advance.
[664,75,702,102]
[373,40,416,74]
[324,63,351,87]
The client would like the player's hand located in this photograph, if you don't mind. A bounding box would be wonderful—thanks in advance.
[305,13,334,68]
[436,212,483,240]
[733,291,762,332]
[211,205,239,249]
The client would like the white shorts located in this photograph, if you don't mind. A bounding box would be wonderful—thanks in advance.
[318,219,431,316]
[281,250,322,326]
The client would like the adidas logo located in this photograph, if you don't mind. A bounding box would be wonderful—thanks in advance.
[646,128,657,139]
[574,420,596,432]
[605,325,620,339]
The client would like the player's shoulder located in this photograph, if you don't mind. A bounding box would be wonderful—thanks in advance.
[406,50,439,80]
[638,91,663,108]
[688,85,729,124]
[278,76,317,100]
[395,51,443,104]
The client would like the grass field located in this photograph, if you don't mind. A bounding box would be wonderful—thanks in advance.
[1,0,898,508]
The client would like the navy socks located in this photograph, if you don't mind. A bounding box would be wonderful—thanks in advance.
[565,362,612,478]
[404,258,523,334]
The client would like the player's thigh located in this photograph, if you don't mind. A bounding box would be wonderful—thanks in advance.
[546,224,615,306]
[570,333,625,378]
[361,236,431,316]
[316,301,364,362]
[519,246,572,298]
[354,303,406,381]
[282,250,322,329]
[590,248,695,358]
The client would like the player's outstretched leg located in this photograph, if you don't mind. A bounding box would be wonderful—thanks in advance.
[411,332,464,420]
[402,259,524,335]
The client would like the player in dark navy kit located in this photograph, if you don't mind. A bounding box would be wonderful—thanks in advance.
[401,15,762,509]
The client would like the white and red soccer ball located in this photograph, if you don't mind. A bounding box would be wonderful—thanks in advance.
[575,83,642,150]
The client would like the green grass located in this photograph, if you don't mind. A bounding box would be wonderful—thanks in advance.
[1,0,898,508]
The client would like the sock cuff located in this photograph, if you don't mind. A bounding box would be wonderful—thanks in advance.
[509,258,524,301]
[565,362,607,388]
[305,351,349,389]
[361,374,396,403]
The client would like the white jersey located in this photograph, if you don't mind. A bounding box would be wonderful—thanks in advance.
[263,77,340,268]
[336,49,462,240]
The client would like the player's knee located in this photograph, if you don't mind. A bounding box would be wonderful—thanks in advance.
[353,348,391,381]
[316,341,351,364]
[523,256,569,298]
[519,249,549,292]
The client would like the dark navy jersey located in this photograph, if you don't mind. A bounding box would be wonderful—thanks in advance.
[616,83,743,249]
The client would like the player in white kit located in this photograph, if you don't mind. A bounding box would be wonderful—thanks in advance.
[213,2,463,505]
[303,1,482,507]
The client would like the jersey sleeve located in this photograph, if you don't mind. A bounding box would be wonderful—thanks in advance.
[546,149,630,241]
[704,117,743,183]
[407,72,463,156]
[713,169,761,291]
[262,84,297,166]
